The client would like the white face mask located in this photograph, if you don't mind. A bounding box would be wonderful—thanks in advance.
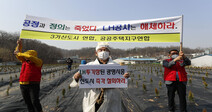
[171,54,178,59]
[97,51,109,60]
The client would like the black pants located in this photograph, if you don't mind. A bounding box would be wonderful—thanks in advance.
[166,81,187,112]
[20,84,42,112]
[68,65,72,70]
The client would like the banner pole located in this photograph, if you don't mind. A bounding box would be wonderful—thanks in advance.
[180,15,183,52]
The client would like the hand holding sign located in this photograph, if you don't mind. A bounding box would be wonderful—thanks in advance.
[74,72,82,81]
[123,73,130,78]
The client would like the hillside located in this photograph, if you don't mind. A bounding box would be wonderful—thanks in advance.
[64,46,204,59]
[0,31,63,63]
[0,31,204,63]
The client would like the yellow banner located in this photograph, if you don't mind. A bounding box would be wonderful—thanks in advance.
[20,30,180,42]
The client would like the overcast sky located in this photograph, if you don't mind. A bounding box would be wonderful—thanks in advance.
[0,0,212,50]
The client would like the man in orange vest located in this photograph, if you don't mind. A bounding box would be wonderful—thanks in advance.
[163,49,191,112]
[14,39,43,112]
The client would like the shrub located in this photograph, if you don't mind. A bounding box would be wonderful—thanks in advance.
[131,78,134,83]
[62,89,66,98]
[159,81,162,88]
[188,90,194,102]
[202,77,205,81]
[56,96,59,106]
[142,84,147,91]
[203,81,208,89]
[138,74,140,80]
[9,76,12,87]
[15,74,18,80]
[136,81,138,88]
[155,88,159,97]
[143,76,146,82]
[205,72,208,77]
[150,78,153,84]
[6,87,10,96]
[189,78,192,84]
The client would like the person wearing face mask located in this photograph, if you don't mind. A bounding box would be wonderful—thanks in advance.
[163,49,191,112]
[70,42,129,112]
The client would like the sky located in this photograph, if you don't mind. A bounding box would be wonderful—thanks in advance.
[0,0,212,50]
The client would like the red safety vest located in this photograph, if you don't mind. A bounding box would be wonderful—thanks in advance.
[19,61,42,82]
[164,58,187,81]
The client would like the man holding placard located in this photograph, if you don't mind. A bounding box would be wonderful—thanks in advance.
[70,42,129,112]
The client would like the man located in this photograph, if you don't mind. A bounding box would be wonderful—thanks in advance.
[14,39,43,112]
[70,42,129,112]
[66,58,73,70]
[163,49,191,112]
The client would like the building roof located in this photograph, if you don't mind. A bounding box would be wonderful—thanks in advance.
[192,54,212,59]
[191,54,212,67]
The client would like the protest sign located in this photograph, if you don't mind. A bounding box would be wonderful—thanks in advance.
[20,15,182,42]
[79,64,128,88]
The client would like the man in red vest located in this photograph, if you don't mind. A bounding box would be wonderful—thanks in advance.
[14,39,43,112]
[163,49,191,112]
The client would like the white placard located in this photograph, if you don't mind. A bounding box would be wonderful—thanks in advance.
[79,65,128,88]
